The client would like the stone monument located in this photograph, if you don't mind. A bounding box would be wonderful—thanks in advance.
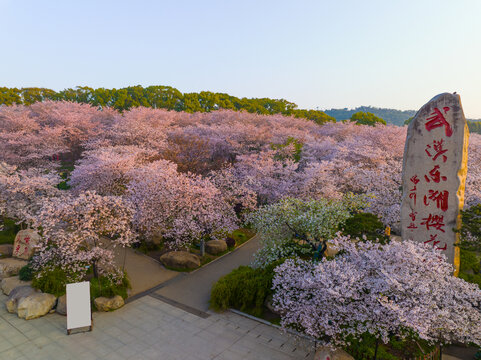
[401,93,469,274]
[12,229,40,260]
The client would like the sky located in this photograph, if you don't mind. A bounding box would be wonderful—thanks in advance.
[1,0,481,117]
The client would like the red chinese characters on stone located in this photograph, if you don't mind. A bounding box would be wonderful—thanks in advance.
[409,175,420,205]
[425,140,448,163]
[424,165,447,183]
[424,234,447,251]
[425,107,453,137]
[423,190,449,212]
[407,211,418,230]
[420,214,446,233]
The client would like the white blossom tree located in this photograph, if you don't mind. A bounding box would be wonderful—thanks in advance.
[272,235,481,355]
[249,195,367,267]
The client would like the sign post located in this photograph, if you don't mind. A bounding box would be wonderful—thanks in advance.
[66,281,92,335]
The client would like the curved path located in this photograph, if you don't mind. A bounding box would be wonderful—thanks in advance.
[151,235,261,313]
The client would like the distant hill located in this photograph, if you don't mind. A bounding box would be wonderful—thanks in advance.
[324,106,481,131]
[323,106,416,126]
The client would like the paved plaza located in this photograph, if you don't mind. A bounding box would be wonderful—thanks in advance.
[0,293,315,360]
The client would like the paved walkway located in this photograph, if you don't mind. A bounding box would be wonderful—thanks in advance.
[0,294,314,360]
[112,247,179,296]
[154,236,262,312]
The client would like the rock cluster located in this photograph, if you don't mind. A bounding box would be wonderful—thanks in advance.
[1,275,32,295]
[6,285,57,320]
[0,258,28,279]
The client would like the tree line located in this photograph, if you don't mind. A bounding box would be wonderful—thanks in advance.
[0,85,336,125]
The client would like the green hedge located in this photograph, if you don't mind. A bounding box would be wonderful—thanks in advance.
[341,212,388,243]
[210,261,281,317]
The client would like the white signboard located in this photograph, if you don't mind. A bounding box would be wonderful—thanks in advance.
[66,281,92,334]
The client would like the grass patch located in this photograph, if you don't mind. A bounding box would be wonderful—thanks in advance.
[0,218,19,245]
[231,228,255,246]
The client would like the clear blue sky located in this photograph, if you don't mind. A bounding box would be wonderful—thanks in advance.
[1,0,480,117]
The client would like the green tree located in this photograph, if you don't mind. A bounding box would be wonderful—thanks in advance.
[0,87,22,105]
[350,111,386,126]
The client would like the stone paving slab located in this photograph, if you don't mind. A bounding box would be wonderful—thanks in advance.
[0,293,315,360]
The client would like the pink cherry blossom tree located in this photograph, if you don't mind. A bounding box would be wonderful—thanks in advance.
[272,235,481,353]
[69,145,156,195]
[32,191,137,282]
[0,162,61,226]
[126,160,238,248]
[0,101,117,168]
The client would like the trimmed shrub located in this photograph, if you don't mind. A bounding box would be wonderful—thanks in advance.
[32,267,69,297]
[19,264,34,281]
[210,261,282,317]
[90,273,130,300]
[341,212,388,243]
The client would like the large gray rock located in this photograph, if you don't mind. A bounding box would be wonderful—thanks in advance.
[159,251,200,269]
[205,240,227,255]
[0,244,13,257]
[56,294,67,315]
[314,346,354,360]
[94,295,124,311]
[401,93,469,269]
[17,293,56,320]
[6,285,38,313]
[1,275,32,295]
[12,229,40,260]
[0,258,28,279]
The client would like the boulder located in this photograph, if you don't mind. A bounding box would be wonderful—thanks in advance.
[17,293,56,320]
[0,258,28,279]
[159,251,200,269]
[0,244,13,257]
[6,285,38,313]
[1,275,32,295]
[314,346,354,360]
[94,295,124,311]
[12,229,40,260]
[205,240,227,255]
[56,294,67,315]
[324,243,339,257]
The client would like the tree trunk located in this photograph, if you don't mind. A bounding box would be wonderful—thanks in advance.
[373,338,379,360]
[92,261,99,279]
